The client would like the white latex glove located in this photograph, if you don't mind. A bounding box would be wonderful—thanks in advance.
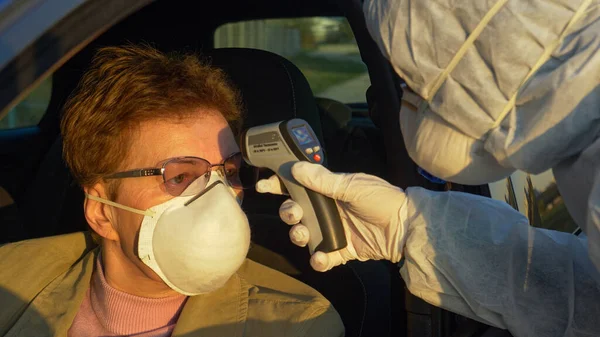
[256,161,408,272]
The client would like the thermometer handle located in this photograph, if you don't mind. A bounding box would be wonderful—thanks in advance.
[276,161,347,254]
[304,187,347,252]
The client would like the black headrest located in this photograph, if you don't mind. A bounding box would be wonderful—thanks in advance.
[315,97,352,130]
[204,48,324,143]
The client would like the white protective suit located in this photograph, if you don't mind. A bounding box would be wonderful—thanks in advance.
[359,0,600,335]
[264,163,600,337]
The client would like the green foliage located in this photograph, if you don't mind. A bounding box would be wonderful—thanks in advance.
[504,176,519,211]
[502,174,576,233]
[338,20,354,42]
[289,52,366,95]
[271,17,320,33]
[539,201,578,232]
[269,17,355,48]
[535,182,578,233]
[524,175,543,228]
[0,77,52,129]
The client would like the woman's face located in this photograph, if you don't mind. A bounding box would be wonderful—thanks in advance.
[91,110,242,290]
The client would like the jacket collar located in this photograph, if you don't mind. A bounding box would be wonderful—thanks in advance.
[172,269,252,337]
[5,246,97,337]
[6,242,252,337]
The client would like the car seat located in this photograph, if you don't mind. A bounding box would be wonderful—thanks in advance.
[315,97,386,177]
[206,48,392,337]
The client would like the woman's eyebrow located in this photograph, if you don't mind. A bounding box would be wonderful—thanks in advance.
[177,158,200,165]
[154,158,170,167]
[154,156,195,166]
[224,146,241,158]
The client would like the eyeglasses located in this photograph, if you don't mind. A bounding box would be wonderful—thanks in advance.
[104,152,258,197]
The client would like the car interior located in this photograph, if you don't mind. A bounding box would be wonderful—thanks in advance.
[0,0,508,336]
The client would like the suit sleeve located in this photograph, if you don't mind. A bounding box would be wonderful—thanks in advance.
[400,187,600,337]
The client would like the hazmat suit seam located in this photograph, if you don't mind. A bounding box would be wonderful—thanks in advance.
[490,0,593,131]
[424,0,509,100]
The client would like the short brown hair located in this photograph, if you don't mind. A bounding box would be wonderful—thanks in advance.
[61,44,242,192]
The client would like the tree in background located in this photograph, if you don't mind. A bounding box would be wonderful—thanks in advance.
[0,77,51,130]
[271,17,355,48]
[535,182,578,232]
[338,19,354,42]
[505,176,519,211]
[270,18,320,49]
[524,174,543,228]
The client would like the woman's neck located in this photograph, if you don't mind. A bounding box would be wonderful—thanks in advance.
[101,241,180,298]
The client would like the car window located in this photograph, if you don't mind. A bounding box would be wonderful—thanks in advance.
[0,76,52,129]
[489,170,578,233]
[215,17,370,103]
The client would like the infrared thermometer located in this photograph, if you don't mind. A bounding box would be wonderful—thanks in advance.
[241,119,347,254]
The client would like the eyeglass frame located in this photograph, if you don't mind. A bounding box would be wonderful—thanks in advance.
[103,151,251,189]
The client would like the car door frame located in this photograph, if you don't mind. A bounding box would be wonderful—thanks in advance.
[0,0,152,202]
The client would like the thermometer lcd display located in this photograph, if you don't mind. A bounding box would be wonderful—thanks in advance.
[291,126,314,145]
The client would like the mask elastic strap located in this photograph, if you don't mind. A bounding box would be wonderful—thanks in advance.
[85,194,155,217]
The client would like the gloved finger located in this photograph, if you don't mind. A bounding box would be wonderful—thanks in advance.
[256,175,288,195]
[292,162,398,202]
[310,251,346,272]
[279,199,303,225]
[289,224,310,247]
[291,162,349,201]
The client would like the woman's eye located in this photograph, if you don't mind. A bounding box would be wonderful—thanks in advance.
[225,167,238,177]
[170,174,187,185]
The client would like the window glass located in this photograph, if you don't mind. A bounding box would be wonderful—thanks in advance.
[489,170,578,233]
[215,18,369,103]
[0,76,52,129]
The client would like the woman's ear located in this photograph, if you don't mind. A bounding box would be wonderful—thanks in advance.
[84,184,120,242]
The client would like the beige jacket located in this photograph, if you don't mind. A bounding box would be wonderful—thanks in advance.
[0,232,344,336]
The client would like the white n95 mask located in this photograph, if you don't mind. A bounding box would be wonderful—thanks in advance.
[400,88,515,185]
[86,174,250,296]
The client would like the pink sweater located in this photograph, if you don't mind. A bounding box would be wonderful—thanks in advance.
[68,257,187,337]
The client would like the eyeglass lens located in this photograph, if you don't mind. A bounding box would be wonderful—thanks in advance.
[223,153,259,190]
[163,154,258,196]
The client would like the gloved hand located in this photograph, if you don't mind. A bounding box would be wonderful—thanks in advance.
[256,161,408,272]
